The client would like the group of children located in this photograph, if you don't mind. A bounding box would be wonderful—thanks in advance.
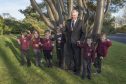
[17,29,112,80]
[17,30,54,67]
[77,33,112,79]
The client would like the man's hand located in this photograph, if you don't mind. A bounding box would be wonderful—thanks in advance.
[52,43,55,46]
[58,41,61,43]
[92,62,94,65]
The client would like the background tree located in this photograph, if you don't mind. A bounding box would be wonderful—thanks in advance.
[0,16,4,35]
[19,4,47,34]
[29,0,126,37]
[102,12,115,34]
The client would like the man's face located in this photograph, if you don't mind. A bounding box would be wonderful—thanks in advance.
[71,12,78,20]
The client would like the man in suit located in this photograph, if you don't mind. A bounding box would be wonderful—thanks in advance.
[64,10,85,75]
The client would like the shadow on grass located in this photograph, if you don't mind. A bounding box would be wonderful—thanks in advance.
[42,67,68,84]
[39,67,85,84]
[2,36,97,84]
[5,38,21,64]
[0,47,27,84]
[5,37,36,66]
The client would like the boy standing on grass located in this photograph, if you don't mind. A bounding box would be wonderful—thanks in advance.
[41,30,54,67]
[94,33,112,74]
[77,37,95,80]
[17,32,31,67]
[55,28,65,68]
[31,30,42,67]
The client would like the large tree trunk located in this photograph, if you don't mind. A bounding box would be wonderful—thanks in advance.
[92,0,105,35]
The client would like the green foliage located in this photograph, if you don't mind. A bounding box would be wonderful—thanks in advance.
[3,18,33,34]
[19,3,47,35]
[110,0,126,12]
[23,16,47,35]
[0,35,126,84]
[116,25,126,33]
[102,25,116,34]
[102,13,116,34]
[0,16,4,35]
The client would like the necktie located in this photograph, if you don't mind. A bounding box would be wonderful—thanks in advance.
[72,20,75,28]
[71,20,75,31]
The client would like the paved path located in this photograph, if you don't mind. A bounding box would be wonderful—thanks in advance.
[108,33,126,44]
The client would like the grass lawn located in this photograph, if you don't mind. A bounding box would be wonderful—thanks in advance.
[0,35,126,84]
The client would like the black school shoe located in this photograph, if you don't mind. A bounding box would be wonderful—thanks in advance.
[81,75,85,80]
[97,69,101,74]
[27,63,31,67]
[20,62,25,66]
[87,76,91,80]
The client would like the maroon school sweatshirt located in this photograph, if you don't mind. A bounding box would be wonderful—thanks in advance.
[78,43,95,62]
[96,39,112,57]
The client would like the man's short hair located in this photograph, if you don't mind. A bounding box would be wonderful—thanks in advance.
[71,9,79,15]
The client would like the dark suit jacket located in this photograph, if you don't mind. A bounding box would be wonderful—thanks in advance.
[64,19,85,44]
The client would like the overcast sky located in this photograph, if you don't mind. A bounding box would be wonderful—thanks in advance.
[0,0,41,20]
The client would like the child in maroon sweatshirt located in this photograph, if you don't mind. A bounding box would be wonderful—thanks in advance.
[17,32,31,66]
[41,30,54,67]
[77,37,95,80]
[94,33,112,73]
[31,30,42,67]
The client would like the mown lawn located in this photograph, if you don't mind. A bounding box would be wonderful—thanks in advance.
[0,35,126,84]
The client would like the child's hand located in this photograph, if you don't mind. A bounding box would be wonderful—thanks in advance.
[35,44,39,47]
[100,56,104,60]
[107,39,110,41]
[51,52,52,55]
[39,42,43,46]
[77,41,81,44]
[52,43,55,46]
[17,39,20,44]
[58,41,61,43]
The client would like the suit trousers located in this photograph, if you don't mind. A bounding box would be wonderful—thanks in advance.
[71,43,81,73]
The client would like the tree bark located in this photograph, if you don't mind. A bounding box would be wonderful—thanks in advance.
[92,0,105,35]
[30,0,54,29]
[67,0,73,19]
[46,0,59,22]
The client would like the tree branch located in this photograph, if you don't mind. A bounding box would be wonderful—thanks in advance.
[47,4,55,22]
[82,0,88,9]
[30,0,54,29]
[59,0,67,20]
[104,0,111,16]
[77,0,84,19]
[45,0,59,21]
[67,0,73,19]
[92,0,105,35]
